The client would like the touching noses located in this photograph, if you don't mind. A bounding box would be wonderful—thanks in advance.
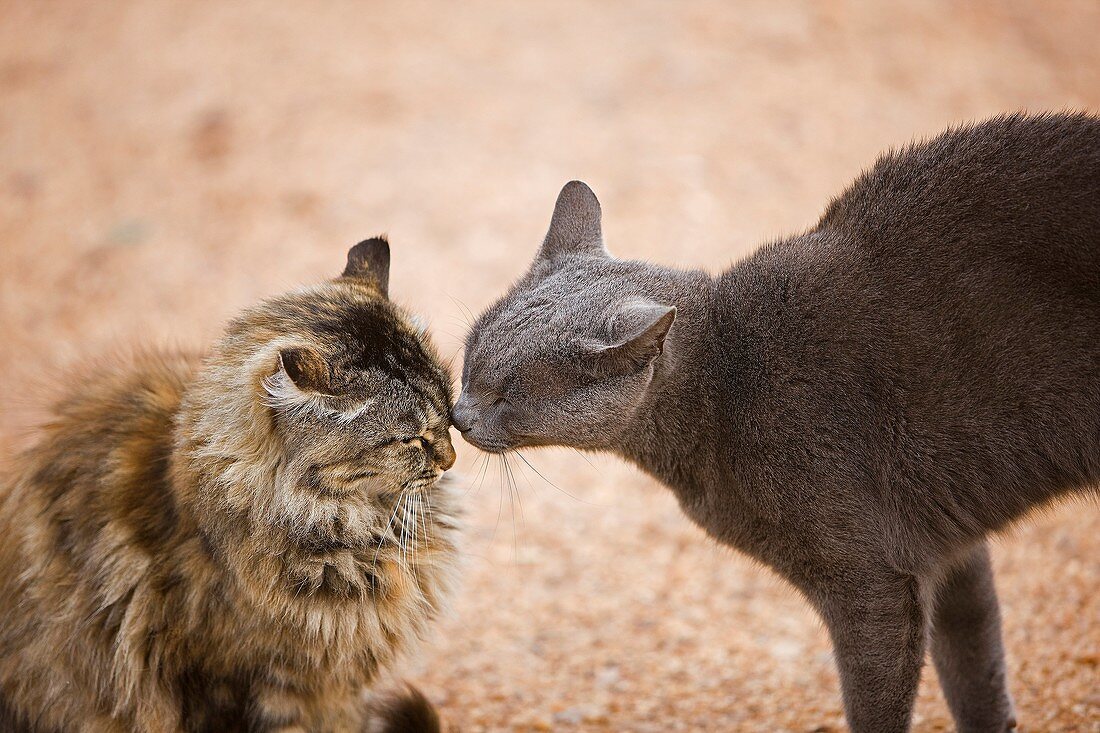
[451,393,478,434]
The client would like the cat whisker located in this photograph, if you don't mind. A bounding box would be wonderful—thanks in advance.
[570,447,602,474]
[438,329,467,344]
[500,454,517,561]
[502,453,526,564]
[409,494,421,570]
[402,490,413,572]
[514,450,607,507]
[418,493,428,555]
[371,492,405,594]
[462,457,481,497]
[401,493,415,571]
[444,316,473,334]
[510,453,538,496]
[405,493,415,570]
[445,293,476,328]
[489,455,506,547]
[414,495,425,569]
[502,453,526,531]
[400,493,409,567]
[467,451,492,498]
[423,492,436,562]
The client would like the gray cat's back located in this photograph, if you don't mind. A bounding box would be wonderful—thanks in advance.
[820,112,1100,255]
[721,113,1100,548]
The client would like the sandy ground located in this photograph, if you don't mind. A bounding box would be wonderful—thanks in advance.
[1,2,1098,731]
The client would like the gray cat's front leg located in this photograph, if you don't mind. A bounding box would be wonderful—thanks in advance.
[930,542,1016,732]
[817,571,926,733]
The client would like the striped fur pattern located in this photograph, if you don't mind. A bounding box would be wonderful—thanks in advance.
[0,239,459,732]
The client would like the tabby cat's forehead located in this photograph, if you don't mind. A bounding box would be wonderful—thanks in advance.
[267,288,452,410]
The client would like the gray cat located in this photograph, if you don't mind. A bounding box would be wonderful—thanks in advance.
[453,113,1100,733]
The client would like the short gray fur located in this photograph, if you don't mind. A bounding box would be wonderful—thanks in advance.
[454,113,1100,732]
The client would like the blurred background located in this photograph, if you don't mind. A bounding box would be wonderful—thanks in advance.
[2,2,1098,730]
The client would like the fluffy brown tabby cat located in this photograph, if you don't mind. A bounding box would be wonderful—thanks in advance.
[0,238,460,733]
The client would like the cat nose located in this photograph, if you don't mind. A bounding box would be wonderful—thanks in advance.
[451,394,477,434]
[436,434,457,471]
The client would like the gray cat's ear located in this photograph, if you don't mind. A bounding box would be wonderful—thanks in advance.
[343,236,390,296]
[587,300,676,377]
[537,181,608,262]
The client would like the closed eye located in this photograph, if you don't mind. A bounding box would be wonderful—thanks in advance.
[401,436,429,450]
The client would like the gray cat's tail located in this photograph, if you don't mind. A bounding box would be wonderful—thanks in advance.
[369,683,443,733]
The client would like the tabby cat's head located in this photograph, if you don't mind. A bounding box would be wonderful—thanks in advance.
[215,238,455,498]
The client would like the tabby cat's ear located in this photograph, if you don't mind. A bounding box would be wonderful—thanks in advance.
[277,347,332,395]
[586,300,676,377]
[343,236,390,297]
[537,181,608,263]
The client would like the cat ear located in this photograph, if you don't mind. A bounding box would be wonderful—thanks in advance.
[277,347,332,394]
[343,236,390,296]
[263,347,334,414]
[537,181,608,262]
[587,300,676,377]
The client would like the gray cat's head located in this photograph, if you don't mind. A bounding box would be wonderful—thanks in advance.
[454,181,675,453]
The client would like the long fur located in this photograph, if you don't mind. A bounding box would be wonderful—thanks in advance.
[0,264,460,732]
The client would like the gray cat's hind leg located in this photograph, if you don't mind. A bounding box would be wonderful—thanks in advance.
[818,571,926,733]
[929,542,1017,732]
